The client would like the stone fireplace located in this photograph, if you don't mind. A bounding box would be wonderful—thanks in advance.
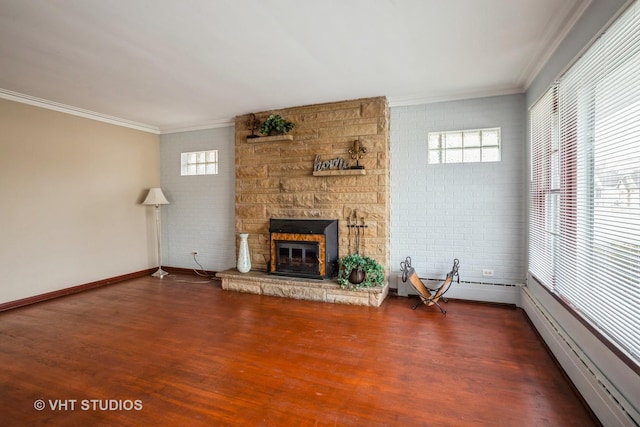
[234,96,389,269]
[217,96,390,306]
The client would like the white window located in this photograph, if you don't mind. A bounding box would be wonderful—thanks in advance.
[529,1,640,366]
[181,150,218,176]
[428,128,501,164]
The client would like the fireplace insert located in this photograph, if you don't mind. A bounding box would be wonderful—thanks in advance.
[269,219,338,279]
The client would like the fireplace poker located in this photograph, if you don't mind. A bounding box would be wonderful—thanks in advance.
[359,216,365,256]
[347,215,352,255]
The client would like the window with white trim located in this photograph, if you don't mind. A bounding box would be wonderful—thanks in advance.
[181,150,218,176]
[529,0,640,366]
[428,128,501,164]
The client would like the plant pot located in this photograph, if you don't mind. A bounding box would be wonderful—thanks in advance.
[348,268,365,285]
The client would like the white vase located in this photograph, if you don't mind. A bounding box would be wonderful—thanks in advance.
[237,233,251,273]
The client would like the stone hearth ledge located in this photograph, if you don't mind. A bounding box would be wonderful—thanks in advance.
[215,269,388,307]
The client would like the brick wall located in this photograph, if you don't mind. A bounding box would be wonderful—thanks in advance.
[160,126,236,271]
[390,94,526,284]
[234,97,389,273]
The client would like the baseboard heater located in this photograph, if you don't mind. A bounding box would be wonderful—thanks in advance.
[520,286,639,427]
[396,275,520,305]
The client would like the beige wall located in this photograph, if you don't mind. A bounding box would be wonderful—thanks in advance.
[0,98,160,304]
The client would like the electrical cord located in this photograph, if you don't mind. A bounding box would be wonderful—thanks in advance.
[171,276,213,284]
[191,253,217,280]
[152,254,216,283]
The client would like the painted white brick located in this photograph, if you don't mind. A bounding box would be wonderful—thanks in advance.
[390,94,526,284]
[159,95,526,284]
[160,126,236,271]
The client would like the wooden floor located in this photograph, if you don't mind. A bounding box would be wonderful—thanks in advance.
[0,274,597,426]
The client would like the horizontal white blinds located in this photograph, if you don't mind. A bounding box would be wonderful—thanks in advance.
[529,1,640,364]
[529,86,557,288]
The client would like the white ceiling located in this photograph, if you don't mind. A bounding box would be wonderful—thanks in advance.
[0,0,588,133]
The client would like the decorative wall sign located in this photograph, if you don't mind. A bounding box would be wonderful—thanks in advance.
[313,155,350,172]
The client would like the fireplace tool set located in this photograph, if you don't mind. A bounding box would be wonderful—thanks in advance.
[347,211,367,255]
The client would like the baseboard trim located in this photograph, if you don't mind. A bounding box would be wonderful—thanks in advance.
[164,266,218,278]
[0,268,156,312]
[395,273,522,305]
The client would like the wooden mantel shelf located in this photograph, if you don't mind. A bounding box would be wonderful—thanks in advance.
[246,134,294,143]
[313,169,366,176]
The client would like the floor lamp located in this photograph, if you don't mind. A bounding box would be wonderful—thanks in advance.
[143,188,170,278]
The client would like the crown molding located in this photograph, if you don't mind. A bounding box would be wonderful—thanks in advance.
[4,85,528,133]
[0,88,160,134]
[159,119,234,134]
[521,0,592,90]
[388,87,524,108]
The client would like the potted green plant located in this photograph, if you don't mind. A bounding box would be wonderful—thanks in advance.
[259,114,295,136]
[337,254,385,289]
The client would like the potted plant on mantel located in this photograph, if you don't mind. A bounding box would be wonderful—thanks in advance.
[337,254,385,289]
[259,114,295,136]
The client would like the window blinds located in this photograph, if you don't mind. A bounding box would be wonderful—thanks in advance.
[529,86,558,288]
[529,1,640,364]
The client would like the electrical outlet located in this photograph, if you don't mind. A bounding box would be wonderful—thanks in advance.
[192,250,199,255]
[482,269,494,277]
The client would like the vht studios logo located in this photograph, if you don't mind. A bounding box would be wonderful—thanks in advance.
[34,399,143,411]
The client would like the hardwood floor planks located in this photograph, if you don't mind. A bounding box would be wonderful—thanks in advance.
[0,274,597,426]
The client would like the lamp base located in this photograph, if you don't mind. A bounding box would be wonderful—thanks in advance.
[151,268,169,278]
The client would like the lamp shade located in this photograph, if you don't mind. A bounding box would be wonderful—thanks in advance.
[142,188,170,205]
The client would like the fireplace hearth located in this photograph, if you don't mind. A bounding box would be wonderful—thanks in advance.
[269,219,338,279]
